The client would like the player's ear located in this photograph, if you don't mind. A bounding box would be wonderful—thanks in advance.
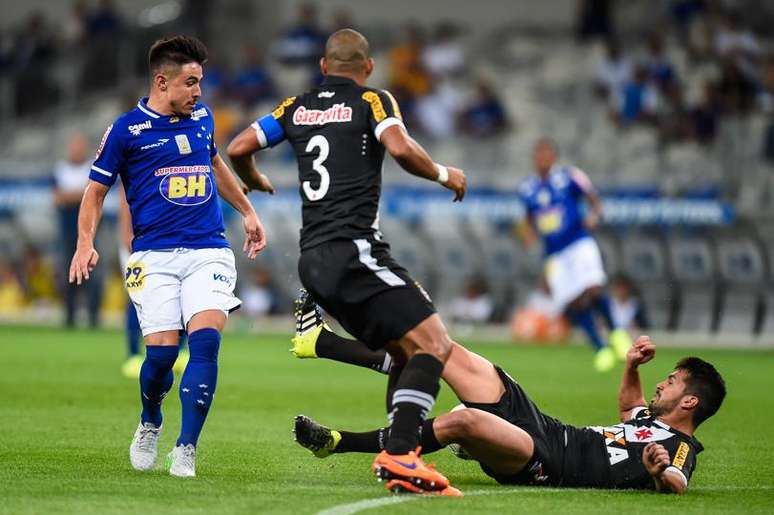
[154,73,168,92]
[320,57,327,75]
[365,58,374,77]
[681,394,699,411]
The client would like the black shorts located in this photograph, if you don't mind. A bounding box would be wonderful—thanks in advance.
[298,237,436,350]
[464,367,567,486]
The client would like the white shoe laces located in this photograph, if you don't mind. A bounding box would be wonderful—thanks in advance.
[136,424,160,452]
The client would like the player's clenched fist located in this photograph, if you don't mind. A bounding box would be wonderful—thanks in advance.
[643,442,670,477]
[69,246,100,285]
[242,212,267,259]
[444,166,466,202]
[626,335,656,368]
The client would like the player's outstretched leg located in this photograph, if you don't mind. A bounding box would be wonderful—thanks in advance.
[291,289,392,373]
[588,288,632,360]
[129,343,178,471]
[167,327,220,477]
[567,306,615,372]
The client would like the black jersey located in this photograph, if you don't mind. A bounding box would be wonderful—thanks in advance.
[564,407,702,489]
[253,75,405,250]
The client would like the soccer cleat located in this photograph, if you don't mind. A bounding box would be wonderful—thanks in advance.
[609,329,633,361]
[290,289,329,359]
[165,444,196,477]
[173,350,189,375]
[386,479,463,497]
[372,448,450,492]
[121,354,143,379]
[293,415,341,458]
[593,346,616,373]
[129,422,161,471]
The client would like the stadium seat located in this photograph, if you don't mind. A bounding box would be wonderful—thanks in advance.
[668,236,717,333]
[715,236,766,335]
[620,234,674,330]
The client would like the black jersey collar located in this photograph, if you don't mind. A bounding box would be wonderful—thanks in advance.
[321,74,358,87]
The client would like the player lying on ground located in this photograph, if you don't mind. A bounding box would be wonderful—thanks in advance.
[228,29,466,495]
[70,35,267,477]
[291,301,725,494]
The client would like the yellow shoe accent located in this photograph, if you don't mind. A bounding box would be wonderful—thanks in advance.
[173,350,189,374]
[290,325,323,358]
[609,329,633,361]
[121,355,144,379]
[313,430,341,458]
[594,347,616,373]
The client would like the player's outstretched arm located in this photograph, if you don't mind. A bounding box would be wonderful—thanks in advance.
[226,127,275,194]
[618,335,655,421]
[211,153,267,259]
[380,125,466,201]
[69,180,109,285]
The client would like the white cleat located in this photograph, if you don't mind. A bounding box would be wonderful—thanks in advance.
[129,422,161,471]
[165,444,196,477]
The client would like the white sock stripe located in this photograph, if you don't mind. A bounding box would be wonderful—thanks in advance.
[301,311,317,322]
[299,319,318,330]
[393,388,435,405]
[392,393,435,412]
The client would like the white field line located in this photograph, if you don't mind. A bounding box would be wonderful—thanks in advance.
[316,485,774,515]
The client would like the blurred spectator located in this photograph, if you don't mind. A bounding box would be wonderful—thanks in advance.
[613,65,659,126]
[61,0,88,48]
[231,45,275,107]
[510,285,569,343]
[717,58,756,115]
[422,22,465,79]
[53,132,103,328]
[609,275,649,331]
[576,0,614,42]
[182,0,215,42]
[13,12,59,116]
[240,266,278,318]
[0,260,25,314]
[20,245,57,305]
[595,39,632,100]
[81,0,122,92]
[690,81,721,144]
[762,55,774,162]
[714,9,760,75]
[199,53,228,102]
[670,0,706,40]
[331,8,356,32]
[460,78,509,138]
[645,35,677,94]
[273,3,326,67]
[449,276,494,324]
[388,24,432,109]
[414,80,464,139]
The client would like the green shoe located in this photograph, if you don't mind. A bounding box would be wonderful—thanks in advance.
[609,329,633,361]
[290,289,328,358]
[121,355,144,379]
[594,347,616,373]
[293,415,341,458]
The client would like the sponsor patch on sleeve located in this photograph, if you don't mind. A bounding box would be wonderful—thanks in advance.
[673,441,689,469]
[362,91,387,122]
[272,96,297,120]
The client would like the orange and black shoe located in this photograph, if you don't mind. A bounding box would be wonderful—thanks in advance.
[372,448,451,492]
[385,479,463,497]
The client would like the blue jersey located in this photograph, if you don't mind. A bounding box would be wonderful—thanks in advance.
[89,98,228,252]
[519,165,594,256]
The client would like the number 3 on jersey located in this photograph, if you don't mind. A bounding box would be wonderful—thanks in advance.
[303,135,330,201]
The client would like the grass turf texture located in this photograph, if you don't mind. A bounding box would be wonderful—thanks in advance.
[1,325,772,514]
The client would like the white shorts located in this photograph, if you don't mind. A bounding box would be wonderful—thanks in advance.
[545,237,606,310]
[124,247,241,336]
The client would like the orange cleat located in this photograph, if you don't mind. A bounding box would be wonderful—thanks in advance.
[372,447,450,492]
[385,479,463,497]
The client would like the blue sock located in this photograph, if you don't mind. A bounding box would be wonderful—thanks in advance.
[139,346,178,426]
[177,328,220,447]
[178,331,188,352]
[569,308,605,351]
[593,294,616,330]
[126,303,141,357]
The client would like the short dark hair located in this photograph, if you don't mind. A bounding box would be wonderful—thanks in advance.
[676,357,726,427]
[148,35,208,75]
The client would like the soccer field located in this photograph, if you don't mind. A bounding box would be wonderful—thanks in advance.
[1,325,772,514]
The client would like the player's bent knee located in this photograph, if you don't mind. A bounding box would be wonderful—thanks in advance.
[438,408,483,441]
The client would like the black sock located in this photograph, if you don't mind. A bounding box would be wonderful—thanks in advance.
[385,354,443,454]
[334,419,442,455]
[419,418,443,454]
[385,363,404,414]
[316,328,392,374]
[336,427,389,453]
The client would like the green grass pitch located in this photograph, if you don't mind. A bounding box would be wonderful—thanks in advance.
[1,325,772,514]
